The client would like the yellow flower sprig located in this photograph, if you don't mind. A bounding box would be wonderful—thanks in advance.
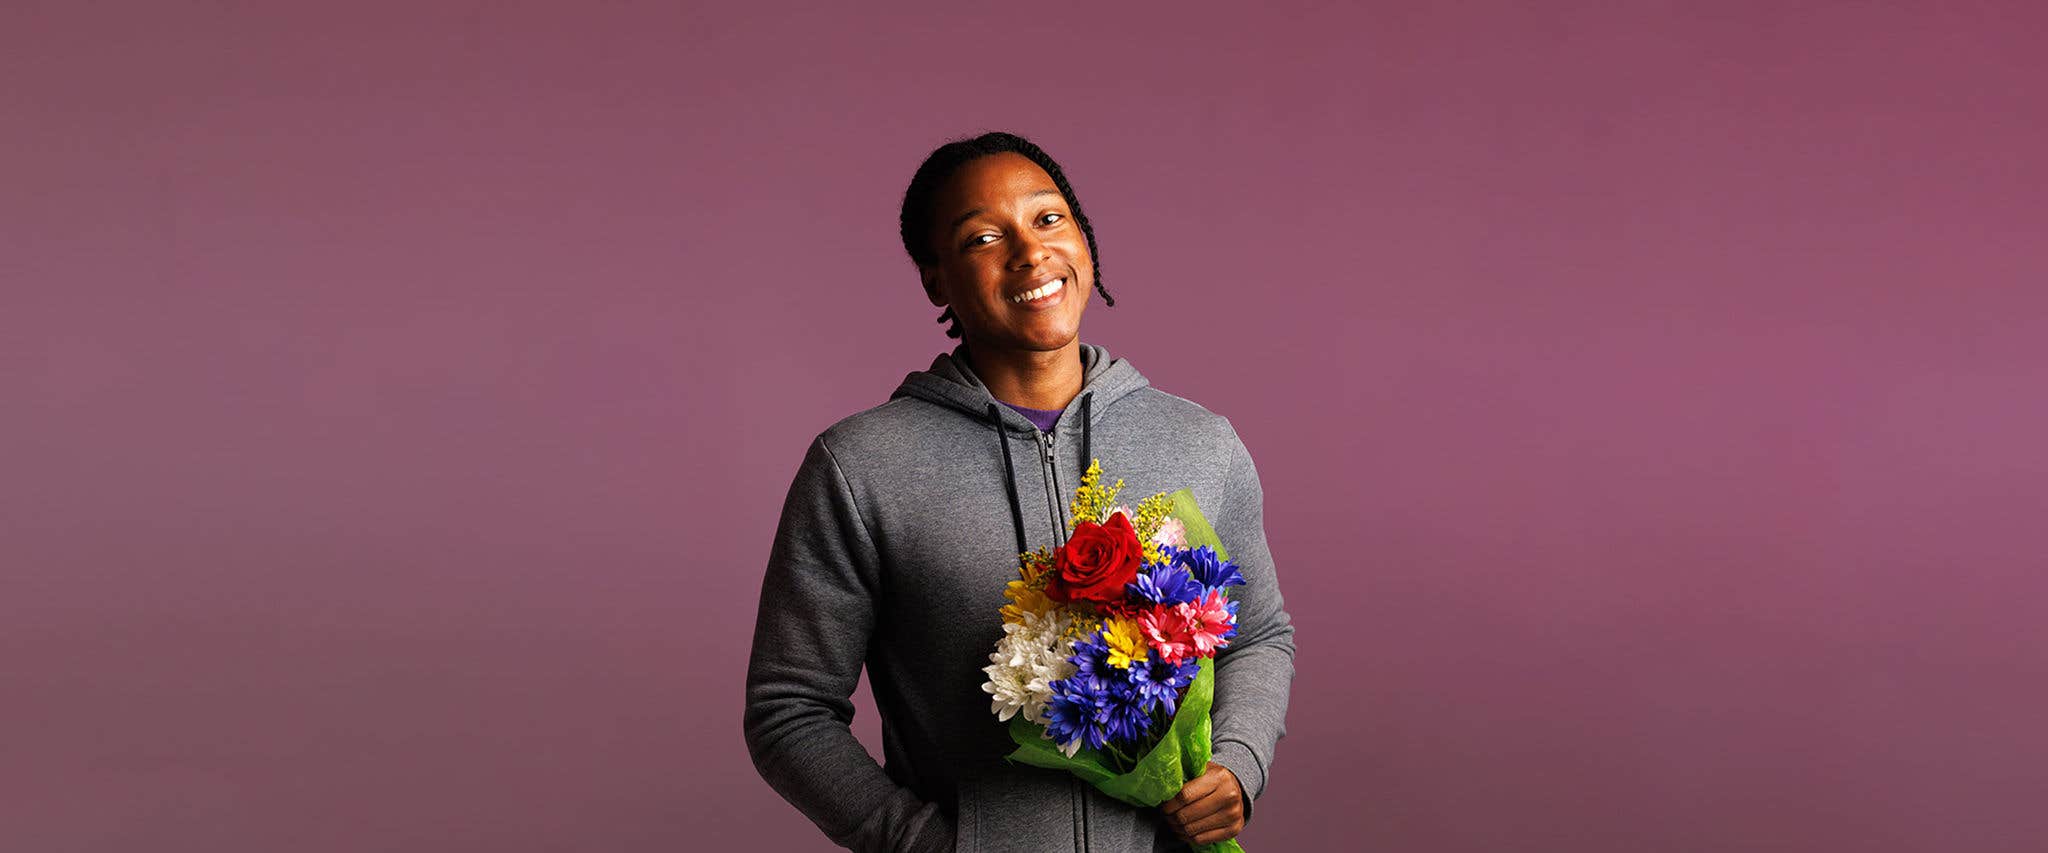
[1068,458,1178,559]
[1000,546,1058,625]
[1068,459,1124,527]
[1017,546,1055,586]
[1129,492,1175,561]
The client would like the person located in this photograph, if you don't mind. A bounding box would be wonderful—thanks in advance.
[743,131,1295,852]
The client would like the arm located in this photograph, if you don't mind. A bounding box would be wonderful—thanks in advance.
[1205,420,1297,824]
[742,435,953,852]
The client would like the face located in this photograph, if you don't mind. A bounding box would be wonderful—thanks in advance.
[920,152,1092,353]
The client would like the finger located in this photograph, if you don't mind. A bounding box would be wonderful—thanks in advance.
[1192,825,1243,846]
[1166,778,1221,817]
[1163,800,1206,832]
[1167,804,1227,841]
[1178,784,1242,829]
[1172,793,1221,825]
[1161,779,1214,816]
[1181,803,1240,837]
[1161,809,1193,837]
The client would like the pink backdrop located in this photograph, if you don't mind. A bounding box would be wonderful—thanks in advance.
[7,2,2044,850]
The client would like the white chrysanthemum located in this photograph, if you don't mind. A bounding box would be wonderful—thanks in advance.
[980,608,1082,724]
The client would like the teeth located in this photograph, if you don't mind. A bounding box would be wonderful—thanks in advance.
[1011,278,1064,304]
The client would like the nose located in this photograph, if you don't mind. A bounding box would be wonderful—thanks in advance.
[1009,228,1053,270]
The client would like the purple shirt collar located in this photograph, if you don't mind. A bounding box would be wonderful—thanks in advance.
[999,400,1064,433]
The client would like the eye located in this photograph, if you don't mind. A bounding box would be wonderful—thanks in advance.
[1039,212,1065,226]
[966,233,997,247]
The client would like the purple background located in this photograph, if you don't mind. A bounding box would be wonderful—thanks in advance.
[7,2,2045,850]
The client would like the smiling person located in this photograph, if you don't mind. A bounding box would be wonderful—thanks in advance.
[743,131,1295,852]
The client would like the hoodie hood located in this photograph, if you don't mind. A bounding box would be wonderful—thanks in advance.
[889,341,1151,435]
[891,341,1151,557]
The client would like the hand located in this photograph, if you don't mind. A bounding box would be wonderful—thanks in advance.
[1160,761,1245,846]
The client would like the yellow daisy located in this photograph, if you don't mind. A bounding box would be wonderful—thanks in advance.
[1100,616,1149,669]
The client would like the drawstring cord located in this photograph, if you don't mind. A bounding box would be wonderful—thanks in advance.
[1078,393,1091,483]
[988,391,1095,559]
[987,403,1029,558]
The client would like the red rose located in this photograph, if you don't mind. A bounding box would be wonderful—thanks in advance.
[1045,512,1144,604]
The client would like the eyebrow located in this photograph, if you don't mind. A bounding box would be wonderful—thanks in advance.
[947,188,1064,233]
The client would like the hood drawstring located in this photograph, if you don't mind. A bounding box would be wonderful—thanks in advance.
[1078,393,1092,483]
[987,403,1029,558]
[988,393,1097,559]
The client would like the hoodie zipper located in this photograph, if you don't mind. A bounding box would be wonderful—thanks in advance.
[1037,428,1068,546]
[1041,427,1087,849]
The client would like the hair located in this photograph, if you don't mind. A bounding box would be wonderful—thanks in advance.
[898,131,1114,339]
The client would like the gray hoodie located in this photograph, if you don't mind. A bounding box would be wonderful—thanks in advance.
[744,342,1296,852]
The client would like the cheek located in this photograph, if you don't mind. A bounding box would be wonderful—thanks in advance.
[940,265,998,309]
[961,264,1005,299]
[1067,255,1094,297]
[1062,235,1092,271]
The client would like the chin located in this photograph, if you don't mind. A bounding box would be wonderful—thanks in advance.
[981,330,1077,353]
[1028,330,1082,351]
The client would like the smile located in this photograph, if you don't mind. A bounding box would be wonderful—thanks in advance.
[1009,278,1065,304]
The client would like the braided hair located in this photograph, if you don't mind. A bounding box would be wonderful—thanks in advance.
[898,131,1115,339]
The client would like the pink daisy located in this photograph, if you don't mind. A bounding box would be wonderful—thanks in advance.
[1186,590,1236,658]
[1139,591,1239,664]
[1139,605,1195,665]
[1150,517,1188,549]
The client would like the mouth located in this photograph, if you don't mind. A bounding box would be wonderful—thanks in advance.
[1008,276,1067,306]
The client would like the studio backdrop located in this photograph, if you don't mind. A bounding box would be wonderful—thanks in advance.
[5,2,2045,851]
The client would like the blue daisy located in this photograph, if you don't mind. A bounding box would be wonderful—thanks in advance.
[1126,561,1202,606]
[1168,544,1245,592]
[1127,652,1200,717]
[1044,676,1113,751]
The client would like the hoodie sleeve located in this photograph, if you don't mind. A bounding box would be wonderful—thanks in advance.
[1205,420,1297,824]
[743,435,953,852]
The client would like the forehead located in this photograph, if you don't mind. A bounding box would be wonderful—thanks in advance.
[936,152,1061,213]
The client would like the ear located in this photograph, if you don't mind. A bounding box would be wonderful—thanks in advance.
[920,267,946,307]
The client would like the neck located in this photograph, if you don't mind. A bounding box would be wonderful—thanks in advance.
[963,339,1085,411]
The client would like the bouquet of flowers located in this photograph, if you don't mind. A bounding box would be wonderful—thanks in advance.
[980,459,1248,853]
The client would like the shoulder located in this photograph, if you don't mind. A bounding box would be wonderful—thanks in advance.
[1120,386,1243,451]
[819,396,925,440]
[801,396,975,488]
[1123,386,1267,507]
[799,397,928,462]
